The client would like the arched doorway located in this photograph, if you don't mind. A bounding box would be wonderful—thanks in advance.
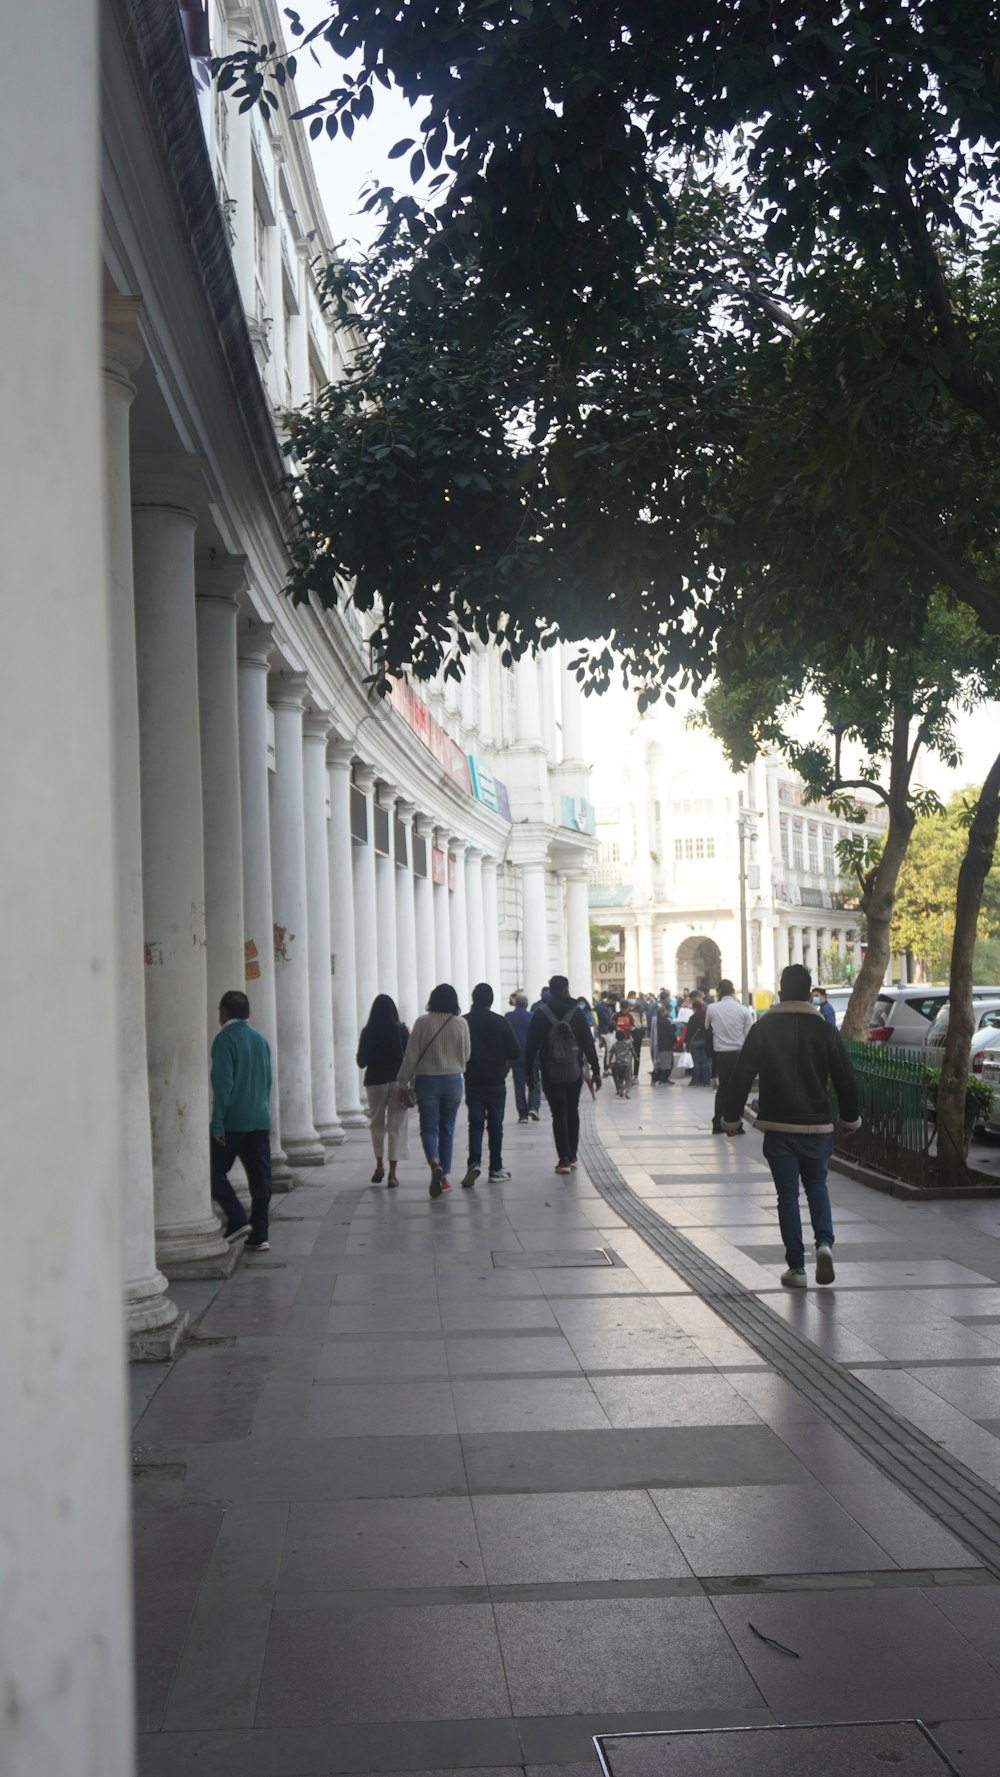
[675,935,722,993]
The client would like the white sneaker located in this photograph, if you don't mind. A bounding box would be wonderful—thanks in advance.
[815,1245,835,1285]
[488,1169,511,1182]
[781,1268,807,1289]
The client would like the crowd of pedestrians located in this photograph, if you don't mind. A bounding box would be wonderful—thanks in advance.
[206,966,860,1290]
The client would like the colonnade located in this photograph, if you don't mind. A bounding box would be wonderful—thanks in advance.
[104,328,525,1357]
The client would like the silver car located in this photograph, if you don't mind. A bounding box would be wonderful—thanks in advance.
[869,985,1000,1049]
[925,999,1000,1072]
[975,1032,1000,1134]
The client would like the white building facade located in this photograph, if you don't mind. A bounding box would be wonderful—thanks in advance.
[96,0,597,1364]
[589,718,879,1000]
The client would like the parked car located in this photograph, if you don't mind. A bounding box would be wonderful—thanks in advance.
[925,999,1000,1072]
[868,985,1000,1048]
[973,1031,1000,1133]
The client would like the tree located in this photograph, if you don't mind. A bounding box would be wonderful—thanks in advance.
[215,2,1000,683]
[892,788,1000,979]
[938,752,1000,1185]
[698,599,1000,1039]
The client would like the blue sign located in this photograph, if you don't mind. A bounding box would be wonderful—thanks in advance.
[560,795,596,835]
[469,757,513,824]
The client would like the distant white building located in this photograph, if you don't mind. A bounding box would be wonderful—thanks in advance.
[588,714,881,999]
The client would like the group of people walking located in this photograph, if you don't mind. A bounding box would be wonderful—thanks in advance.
[354,973,601,1195]
[205,960,860,1295]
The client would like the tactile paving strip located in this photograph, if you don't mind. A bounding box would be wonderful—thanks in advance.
[579,1102,1000,1580]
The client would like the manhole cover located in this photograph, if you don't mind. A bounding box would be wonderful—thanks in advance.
[492,1248,615,1269]
[595,1721,960,1776]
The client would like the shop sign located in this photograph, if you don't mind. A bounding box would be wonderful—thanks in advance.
[448,853,456,893]
[388,673,473,795]
[469,755,499,811]
[560,794,596,835]
[432,846,447,887]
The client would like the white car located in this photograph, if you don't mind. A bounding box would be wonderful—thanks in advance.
[869,985,1000,1049]
[975,1032,1000,1134]
[925,999,1000,1072]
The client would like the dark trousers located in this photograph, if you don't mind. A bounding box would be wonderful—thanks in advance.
[762,1131,834,1270]
[543,1077,583,1164]
[210,1128,272,1241]
[512,1060,541,1118]
[713,1051,742,1128]
[467,1082,507,1170]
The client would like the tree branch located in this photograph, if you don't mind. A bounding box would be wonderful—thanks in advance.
[828,777,892,809]
[890,176,1000,438]
[900,523,1000,636]
[716,280,807,341]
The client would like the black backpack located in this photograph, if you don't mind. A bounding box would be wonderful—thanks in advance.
[542,1005,582,1084]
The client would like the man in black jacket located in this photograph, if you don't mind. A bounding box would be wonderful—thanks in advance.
[524,974,602,1175]
[462,983,521,1186]
[722,964,861,1289]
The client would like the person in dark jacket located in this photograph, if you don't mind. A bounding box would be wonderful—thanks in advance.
[505,992,541,1122]
[356,994,410,1185]
[524,974,602,1174]
[462,983,521,1186]
[722,964,861,1290]
[685,994,711,1086]
[210,989,273,1250]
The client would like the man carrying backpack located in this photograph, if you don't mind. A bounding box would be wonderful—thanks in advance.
[524,974,602,1175]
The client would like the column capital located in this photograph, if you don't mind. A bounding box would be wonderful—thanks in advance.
[394,798,416,825]
[563,865,590,884]
[353,761,377,794]
[375,780,397,810]
[303,709,334,743]
[448,835,469,856]
[327,738,355,771]
[465,845,484,865]
[196,552,248,605]
[415,813,437,842]
[268,669,310,710]
[131,452,207,515]
[104,302,144,390]
[237,617,276,671]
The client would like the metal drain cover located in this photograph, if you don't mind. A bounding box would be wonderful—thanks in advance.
[492,1248,615,1269]
[595,1721,960,1776]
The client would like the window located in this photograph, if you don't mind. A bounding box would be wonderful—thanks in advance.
[823,826,835,875]
[780,815,790,867]
[706,837,715,859]
[600,841,621,865]
[792,820,804,871]
[674,838,683,861]
[676,835,714,861]
[695,837,705,858]
[253,200,268,290]
[684,837,694,860]
[807,821,819,873]
[471,652,483,732]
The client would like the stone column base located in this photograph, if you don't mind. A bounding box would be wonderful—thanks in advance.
[284,1137,327,1167]
[129,1308,190,1363]
[317,1121,346,1147]
[156,1221,241,1281]
[338,1108,369,1130]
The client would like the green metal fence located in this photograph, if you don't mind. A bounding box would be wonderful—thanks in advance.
[832,1041,930,1187]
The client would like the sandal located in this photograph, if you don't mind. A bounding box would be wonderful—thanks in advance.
[371,1161,385,1184]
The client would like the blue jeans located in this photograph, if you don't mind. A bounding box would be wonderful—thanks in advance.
[466,1081,507,1170]
[414,1074,463,1175]
[689,1039,711,1085]
[762,1131,835,1270]
[512,1060,541,1118]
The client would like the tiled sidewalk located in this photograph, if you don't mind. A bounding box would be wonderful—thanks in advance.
[133,1077,1000,1777]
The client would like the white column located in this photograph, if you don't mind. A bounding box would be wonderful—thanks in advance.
[227,80,256,312]
[289,244,311,404]
[520,858,550,1001]
[375,783,399,1003]
[394,800,419,1024]
[466,847,487,991]
[302,711,343,1145]
[6,10,134,1753]
[515,650,542,742]
[637,914,655,990]
[433,826,452,989]
[104,323,181,1356]
[236,619,289,1179]
[560,642,586,762]
[132,462,232,1276]
[414,815,438,1013]
[482,856,502,999]
[196,563,245,1025]
[269,670,324,1165]
[565,869,592,1002]
[352,763,379,1029]
[772,924,785,994]
[449,837,471,1007]
[327,741,366,1125]
[791,924,804,967]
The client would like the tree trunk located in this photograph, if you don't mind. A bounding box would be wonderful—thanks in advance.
[841,708,917,1041]
[936,748,1000,1187]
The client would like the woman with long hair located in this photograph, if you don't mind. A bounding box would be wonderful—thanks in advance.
[356,993,410,1185]
[396,983,471,1198]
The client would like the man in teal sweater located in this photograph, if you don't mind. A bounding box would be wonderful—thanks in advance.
[210,990,273,1251]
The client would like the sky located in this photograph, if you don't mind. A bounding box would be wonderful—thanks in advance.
[285,9,1000,799]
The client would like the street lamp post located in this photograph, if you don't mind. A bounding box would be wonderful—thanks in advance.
[737,798,762,1007]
